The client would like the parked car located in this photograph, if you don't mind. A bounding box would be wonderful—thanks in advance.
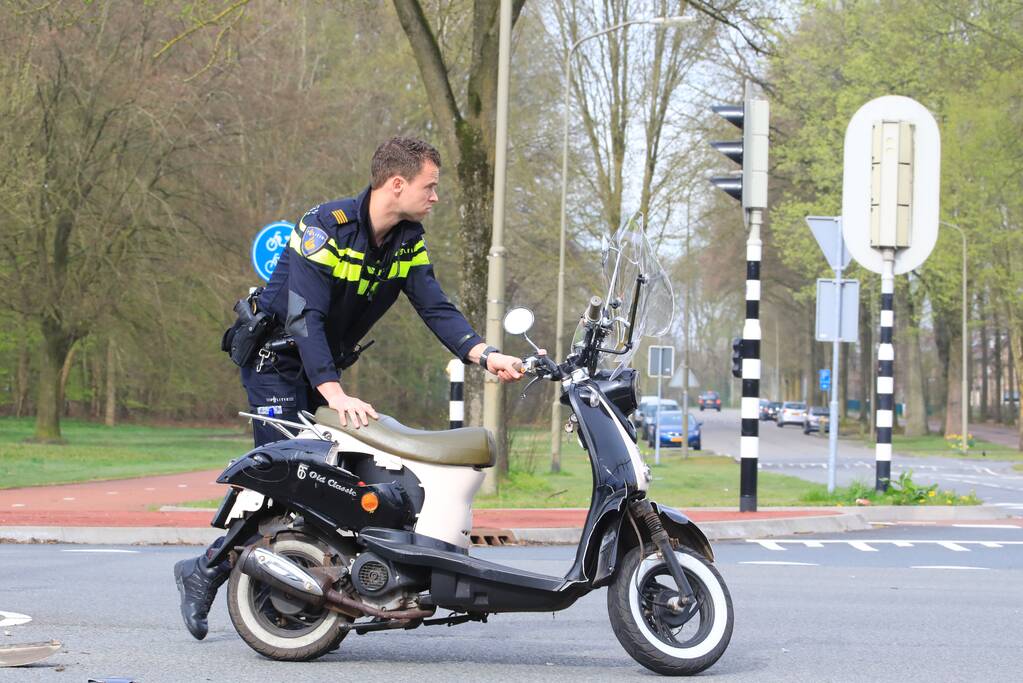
[698,391,721,411]
[803,406,830,434]
[646,410,701,450]
[634,397,680,441]
[776,401,807,427]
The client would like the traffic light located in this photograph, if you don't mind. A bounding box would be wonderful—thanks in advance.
[710,98,770,211]
[731,337,743,378]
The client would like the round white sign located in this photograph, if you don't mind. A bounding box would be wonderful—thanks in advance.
[841,96,940,275]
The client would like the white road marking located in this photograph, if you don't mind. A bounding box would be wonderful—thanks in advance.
[849,541,878,552]
[751,540,786,551]
[937,542,970,552]
[802,541,824,548]
[910,565,989,570]
[60,549,140,554]
[740,561,820,566]
[62,497,75,501]
[979,542,1003,548]
[11,503,25,508]
[177,484,188,488]
[105,491,118,495]
[144,487,156,491]
[952,524,1019,529]
[0,611,32,627]
[892,541,914,548]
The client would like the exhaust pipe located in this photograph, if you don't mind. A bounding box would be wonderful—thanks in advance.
[237,546,435,621]
[238,546,327,607]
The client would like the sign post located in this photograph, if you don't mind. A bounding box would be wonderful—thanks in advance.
[647,345,675,466]
[807,215,859,493]
[842,96,940,491]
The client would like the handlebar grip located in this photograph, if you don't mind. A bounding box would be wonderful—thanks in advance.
[584,296,603,323]
[512,360,525,373]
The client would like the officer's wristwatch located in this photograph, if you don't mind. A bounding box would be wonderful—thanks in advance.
[479,346,500,373]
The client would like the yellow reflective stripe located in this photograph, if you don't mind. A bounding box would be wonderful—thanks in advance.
[408,250,430,267]
[332,260,362,282]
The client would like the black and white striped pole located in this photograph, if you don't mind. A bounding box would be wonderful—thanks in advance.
[839,97,942,492]
[711,94,769,513]
[446,359,464,429]
[875,253,895,490]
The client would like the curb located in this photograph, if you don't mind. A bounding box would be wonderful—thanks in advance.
[1,506,1011,547]
[512,512,871,545]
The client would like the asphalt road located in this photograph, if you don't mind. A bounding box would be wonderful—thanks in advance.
[2,524,1021,682]
[695,408,1023,508]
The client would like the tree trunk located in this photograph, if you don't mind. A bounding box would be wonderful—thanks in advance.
[858,297,872,425]
[903,287,927,436]
[1012,327,1023,449]
[980,299,989,420]
[944,332,964,437]
[105,336,117,427]
[34,321,74,442]
[994,321,1003,423]
[58,344,78,417]
[15,344,30,418]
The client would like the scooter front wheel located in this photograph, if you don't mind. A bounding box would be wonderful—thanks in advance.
[608,543,733,676]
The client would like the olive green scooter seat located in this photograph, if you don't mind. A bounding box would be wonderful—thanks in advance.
[314,407,496,467]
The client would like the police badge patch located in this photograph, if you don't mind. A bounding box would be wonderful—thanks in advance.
[301,226,329,256]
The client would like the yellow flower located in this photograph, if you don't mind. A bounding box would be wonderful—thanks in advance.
[928,490,936,497]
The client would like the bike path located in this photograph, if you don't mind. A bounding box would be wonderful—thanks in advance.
[0,469,1013,545]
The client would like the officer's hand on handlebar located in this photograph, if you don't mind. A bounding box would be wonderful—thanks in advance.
[487,352,525,383]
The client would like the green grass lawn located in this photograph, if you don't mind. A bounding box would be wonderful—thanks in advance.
[1,418,983,507]
[0,417,249,489]
[882,434,1023,461]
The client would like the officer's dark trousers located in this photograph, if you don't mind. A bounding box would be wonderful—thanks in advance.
[240,352,326,447]
[198,354,327,564]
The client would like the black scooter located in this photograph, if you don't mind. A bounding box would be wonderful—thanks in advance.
[207,273,733,676]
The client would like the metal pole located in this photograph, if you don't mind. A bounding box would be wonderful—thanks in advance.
[481,0,512,495]
[550,15,691,472]
[447,359,464,429]
[827,225,843,493]
[655,365,663,466]
[875,249,896,491]
[740,208,763,512]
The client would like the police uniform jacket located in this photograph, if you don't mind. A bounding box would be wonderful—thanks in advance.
[258,186,482,387]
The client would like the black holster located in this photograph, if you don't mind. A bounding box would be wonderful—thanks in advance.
[221,289,275,367]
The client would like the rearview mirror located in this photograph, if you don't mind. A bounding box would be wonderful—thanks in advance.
[503,307,535,336]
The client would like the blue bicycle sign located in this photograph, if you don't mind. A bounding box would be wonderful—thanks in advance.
[251,221,294,281]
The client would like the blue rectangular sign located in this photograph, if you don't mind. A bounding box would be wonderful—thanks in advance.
[819,369,831,392]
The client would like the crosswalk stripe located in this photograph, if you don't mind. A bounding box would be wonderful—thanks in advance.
[937,542,970,552]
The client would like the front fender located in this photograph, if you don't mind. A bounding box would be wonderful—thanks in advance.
[650,501,714,562]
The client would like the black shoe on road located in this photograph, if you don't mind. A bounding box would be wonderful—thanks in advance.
[174,555,230,640]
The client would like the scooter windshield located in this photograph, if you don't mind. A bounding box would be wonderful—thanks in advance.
[592,213,674,371]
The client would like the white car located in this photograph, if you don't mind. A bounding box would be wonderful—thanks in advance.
[776,401,807,427]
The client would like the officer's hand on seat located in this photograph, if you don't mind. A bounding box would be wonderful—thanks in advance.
[487,353,525,383]
[327,392,379,428]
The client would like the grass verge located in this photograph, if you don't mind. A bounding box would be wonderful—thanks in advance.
[0,417,248,489]
[880,434,1023,461]
[2,418,983,508]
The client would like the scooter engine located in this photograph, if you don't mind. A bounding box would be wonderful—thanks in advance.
[350,552,426,610]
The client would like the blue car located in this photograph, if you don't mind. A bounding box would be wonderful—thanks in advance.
[645,410,701,450]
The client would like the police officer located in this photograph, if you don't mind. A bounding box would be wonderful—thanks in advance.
[174,137,524,640]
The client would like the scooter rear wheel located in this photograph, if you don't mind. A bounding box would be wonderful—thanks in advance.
[227,533,350,661]
[608,543,733,675]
